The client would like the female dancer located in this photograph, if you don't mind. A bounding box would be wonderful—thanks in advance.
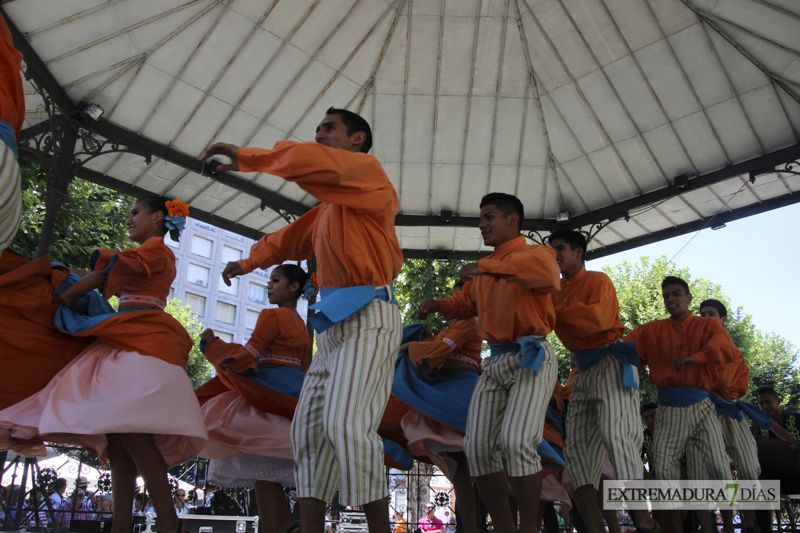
[0,197,207,533]
[194,264,312,533]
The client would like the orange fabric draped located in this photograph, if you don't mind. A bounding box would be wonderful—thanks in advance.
[407,318,482,371]
[0,14,24,136]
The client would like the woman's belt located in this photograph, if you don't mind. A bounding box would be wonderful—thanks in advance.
[119,294,166,310]
[447,353,480,369]
[244,343,301,367]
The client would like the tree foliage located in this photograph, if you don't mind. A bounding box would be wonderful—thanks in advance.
[165,298,214,388]
[395,258,466,335]
[12,160,132,269]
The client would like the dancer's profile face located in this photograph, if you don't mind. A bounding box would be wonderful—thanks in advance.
[126,200,161,244]
[267,270,299,307]
[315,114,363,152]
[478,204,518,247]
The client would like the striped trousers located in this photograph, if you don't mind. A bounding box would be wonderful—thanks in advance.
[565,352,643,488]
[463,341,558,478]
[686,415,761,480]
[653,398,730,481]
[291,299,401,506]
[0,142,21,252]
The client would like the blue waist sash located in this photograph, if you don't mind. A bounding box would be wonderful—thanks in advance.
[735,401,773,430]
[709,392,744,421]
[308,285,395,334]
[574,342,640,391]
[489,336,547,375]
[657,386,710,407]
[0,120,17,159]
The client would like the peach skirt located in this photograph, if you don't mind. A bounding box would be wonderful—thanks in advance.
[0,340,207,465]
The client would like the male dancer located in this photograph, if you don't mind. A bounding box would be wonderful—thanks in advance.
[200,108,403,533]
[548,230,657,533]
[0,12,24,251]
[696,299,760,533]
[418,193,560,533]
[625,277,738,533]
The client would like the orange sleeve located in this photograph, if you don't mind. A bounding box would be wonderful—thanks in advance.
[203,338,258,374]
[435,283,478,321]
[246,309,282,354]
[408,320,476,370]
[554,274,619,337]
[238,205,319,274]
[476,245,560,293]
[0,14,24,136]
[692,319,738,365]
[237,142,398,213]
[95,240,169,299]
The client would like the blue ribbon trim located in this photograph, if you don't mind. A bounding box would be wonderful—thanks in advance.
[709,392,744,421]
[656,386,710,407]
[574,342,640,391]
[735,401,773,430]
[0,120,17,159]
[308,285,395,334]
[489,336,547,375]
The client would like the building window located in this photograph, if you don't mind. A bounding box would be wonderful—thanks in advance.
[191,236,213,258]
[245,309,260,330]
[168,287,174,300]
[195,220,216,232]
[216,331,234,343]
[221,245,243,264]
[249,282,267,304]
[188,263,210,287]
[253,268,271,278]
[216,301,236,324]
[186,293,206,316]
[219,276,239,296]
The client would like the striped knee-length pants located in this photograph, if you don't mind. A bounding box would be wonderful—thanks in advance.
[653,398,730,481]
[565,352,643,489]
[686,414,761,480]
[0,142,21,252]
[291,299,401,506]
[463,342,558,478]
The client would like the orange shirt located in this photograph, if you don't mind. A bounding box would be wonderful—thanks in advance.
[93,237,175,304]
[407,318,482,371]
[624,314,738,390]
[435,236,560,344]
[235,141,403,288]
[0,14,24,136]
[551,267,624,352]
[707,347,749,401]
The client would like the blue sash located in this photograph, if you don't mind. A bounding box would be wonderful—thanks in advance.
[308,285,395,333]
[383,438,414,471]
[709,392,744,421]
[735,401,773,430]
[574,342,640,391]
[657,386,710,407]
[489,336,547,375]
[0,120,17,159]
[53,269,141,334]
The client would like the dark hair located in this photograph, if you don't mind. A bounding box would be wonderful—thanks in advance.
[661,276,690,295]
[548,230,587,261]
[272,264,310,299]
[756,386,779,399]
[480,192,525,229]
[137,196,183,242]
[453,280,465,290]
[53,479,67,492]
[699,299,727,318]
[326,107,372,153]
[641,402,658,414]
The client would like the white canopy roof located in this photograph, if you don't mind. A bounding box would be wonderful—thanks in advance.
[5,0,800,258]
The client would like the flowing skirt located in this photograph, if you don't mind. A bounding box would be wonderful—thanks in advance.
[0,339,207,465]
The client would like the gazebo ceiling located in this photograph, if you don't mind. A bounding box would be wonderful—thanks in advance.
[5,0,800,259]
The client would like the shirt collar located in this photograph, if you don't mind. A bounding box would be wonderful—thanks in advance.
[493,235,527,254]
[562,266,587,285]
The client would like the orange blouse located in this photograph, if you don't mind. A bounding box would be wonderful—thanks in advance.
[435,236,560,344]
[624,315,738,390]
[552,268,625,352]
[93,236,174,305]
[706,346,749,401]
[235,141,403,289]
[0,14,23,136]
[204,307,311,373]
[407,318,482,371]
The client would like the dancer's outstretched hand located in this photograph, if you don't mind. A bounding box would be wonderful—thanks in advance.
[670,356,696,372]
[221,261,244,286]
[418,300,439,319]
[200,143,240,172]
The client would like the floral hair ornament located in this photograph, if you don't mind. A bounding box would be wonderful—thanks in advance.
[165,199,190,236]
[302,279,316,300]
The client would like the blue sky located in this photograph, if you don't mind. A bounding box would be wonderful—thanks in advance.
[587,203,800,349]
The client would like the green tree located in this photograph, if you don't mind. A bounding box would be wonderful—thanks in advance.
[602,255,800,407]
[12,160,132,269]
[395,258,466,334]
